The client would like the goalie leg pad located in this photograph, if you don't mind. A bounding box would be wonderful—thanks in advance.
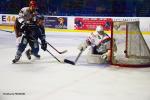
[87,53,107,64]
[86,48,109,64]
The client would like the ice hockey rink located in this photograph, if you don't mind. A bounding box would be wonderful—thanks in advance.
[0,30,150,100]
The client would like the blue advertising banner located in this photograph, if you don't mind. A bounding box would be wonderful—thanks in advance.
[45,16,67,29]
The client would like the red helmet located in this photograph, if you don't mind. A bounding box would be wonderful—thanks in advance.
[29,0,37,8]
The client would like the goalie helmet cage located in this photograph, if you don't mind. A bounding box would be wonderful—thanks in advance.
[110,21,150,67]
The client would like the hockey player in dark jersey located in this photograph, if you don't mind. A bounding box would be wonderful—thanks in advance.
[12,15,47,63]
[25,15,46,60]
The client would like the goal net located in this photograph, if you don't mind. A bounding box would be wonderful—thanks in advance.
[111,21,150,67]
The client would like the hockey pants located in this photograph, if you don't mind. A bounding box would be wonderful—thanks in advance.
[16,36,39,57]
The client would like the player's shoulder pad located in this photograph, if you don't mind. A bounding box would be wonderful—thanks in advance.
[20,7,30,13]
[21,7,29,11]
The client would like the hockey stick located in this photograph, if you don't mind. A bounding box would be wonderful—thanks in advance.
[37,41,62,63]
[29,36,63,63]
[46,41,67,54]
[45,49,62,63]
[0,29,14,33]
[64,50,83,65]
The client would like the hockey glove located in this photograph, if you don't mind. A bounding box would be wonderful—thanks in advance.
[41,40,47,51]
[16,36,22,47]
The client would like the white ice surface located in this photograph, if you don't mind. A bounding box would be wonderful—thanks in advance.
[0,31,150,100]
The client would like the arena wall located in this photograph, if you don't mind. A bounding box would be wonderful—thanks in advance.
[0,14,149,34]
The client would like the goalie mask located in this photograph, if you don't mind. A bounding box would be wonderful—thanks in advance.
[96,25,104,34]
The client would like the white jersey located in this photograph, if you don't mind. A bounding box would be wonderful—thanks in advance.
[17,7,38,23]
[86,31,111,53]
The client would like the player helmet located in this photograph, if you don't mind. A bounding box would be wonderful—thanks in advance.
[29,0,37,8]
[96,25,104,33]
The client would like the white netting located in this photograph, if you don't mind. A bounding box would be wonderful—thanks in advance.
[112,21,150,66]
[127,22,150,58]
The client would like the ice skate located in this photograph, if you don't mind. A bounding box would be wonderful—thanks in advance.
[12,55,20,63]
[26,49,31,60]
[34,54,40,59]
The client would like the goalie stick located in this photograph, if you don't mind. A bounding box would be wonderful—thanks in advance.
[46,41,67,54]
[64,49,83,65]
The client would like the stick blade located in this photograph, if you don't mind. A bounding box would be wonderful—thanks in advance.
[64,59,75,65]
[60,50,68,54]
